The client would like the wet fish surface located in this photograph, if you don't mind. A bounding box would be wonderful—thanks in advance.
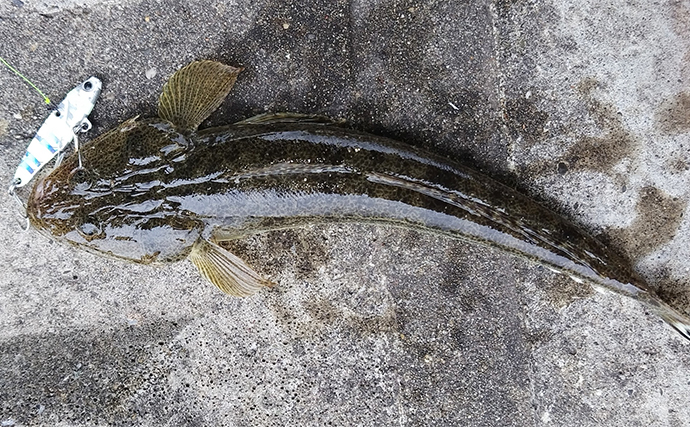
[26,60,690,340]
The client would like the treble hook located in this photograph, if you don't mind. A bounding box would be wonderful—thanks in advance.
[8,183,30,232]
[74,132,83,169]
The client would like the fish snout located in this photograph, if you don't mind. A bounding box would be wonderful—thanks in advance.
[26,176,47,225]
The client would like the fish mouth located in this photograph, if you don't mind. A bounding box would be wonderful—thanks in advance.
[26,174,81,239]
[26,179,41,224]
[26,175,50,230]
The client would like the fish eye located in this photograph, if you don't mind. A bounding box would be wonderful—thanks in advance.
[68,167,96,190]
[69,167,89,183]
[83,80,93,91]
[80,223,99,236]
[78,218,102,239]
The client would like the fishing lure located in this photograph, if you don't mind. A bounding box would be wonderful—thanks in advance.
[10,76,102,189]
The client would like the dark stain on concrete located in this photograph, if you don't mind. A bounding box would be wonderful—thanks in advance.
[438,247,490,313]
[504,96,549,145]
[0,319,195,426]
[266,292,398,341]
[203,0,359,136]
[534,265,594,309]
[304,297,398,339]
[652,267,690,315]
[494,0,524,17]
[523,78,637,177]
[612,186,686,260]
[666,157,690,174]
[670,0,690,41]
[566,79,636,173]
[303,297,341,327]
[220,228,330,282]
[345,1,506,175]
[510,255,594,312]
[656,91,690,135]
[389,246,534,426]
[579,79,635,164]
[562,129,634,173]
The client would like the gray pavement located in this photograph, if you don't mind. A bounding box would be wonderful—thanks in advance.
[0,0,689,425]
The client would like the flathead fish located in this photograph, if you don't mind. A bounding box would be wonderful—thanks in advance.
[26,60,690,340]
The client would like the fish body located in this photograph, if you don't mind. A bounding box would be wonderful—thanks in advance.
[26,61,690,340]
[12,77,102,188]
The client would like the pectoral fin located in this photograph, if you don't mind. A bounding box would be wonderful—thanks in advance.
[189,238,274,297]
[158,60,243,132]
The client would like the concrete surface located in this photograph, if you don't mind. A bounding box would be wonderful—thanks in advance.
[0,0,689,425]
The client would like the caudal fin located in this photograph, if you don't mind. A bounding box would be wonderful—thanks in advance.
[656,304,690,341]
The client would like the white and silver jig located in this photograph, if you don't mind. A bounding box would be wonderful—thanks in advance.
[10,76,102,189]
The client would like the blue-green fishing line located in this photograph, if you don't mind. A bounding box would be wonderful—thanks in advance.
[0,55,51,104]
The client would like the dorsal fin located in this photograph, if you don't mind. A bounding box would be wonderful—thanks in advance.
[233,112,343,125]
[158,60,242,132]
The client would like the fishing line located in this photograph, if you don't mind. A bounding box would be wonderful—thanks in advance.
[1,54,52,232]
[0,55,51,105]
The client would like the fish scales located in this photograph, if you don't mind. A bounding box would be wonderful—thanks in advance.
[25,60,690,339]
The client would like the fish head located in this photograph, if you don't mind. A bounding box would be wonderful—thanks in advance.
[27,118,201,264]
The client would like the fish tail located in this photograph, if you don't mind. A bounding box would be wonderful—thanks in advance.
[654,303,690,341]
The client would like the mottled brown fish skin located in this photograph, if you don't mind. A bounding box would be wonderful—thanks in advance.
[30,118,647,298]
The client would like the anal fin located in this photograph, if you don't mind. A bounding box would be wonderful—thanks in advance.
[158,60,243,132]
[189,238,274,297]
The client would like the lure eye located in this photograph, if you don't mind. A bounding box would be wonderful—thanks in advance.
[83,80,93,91]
